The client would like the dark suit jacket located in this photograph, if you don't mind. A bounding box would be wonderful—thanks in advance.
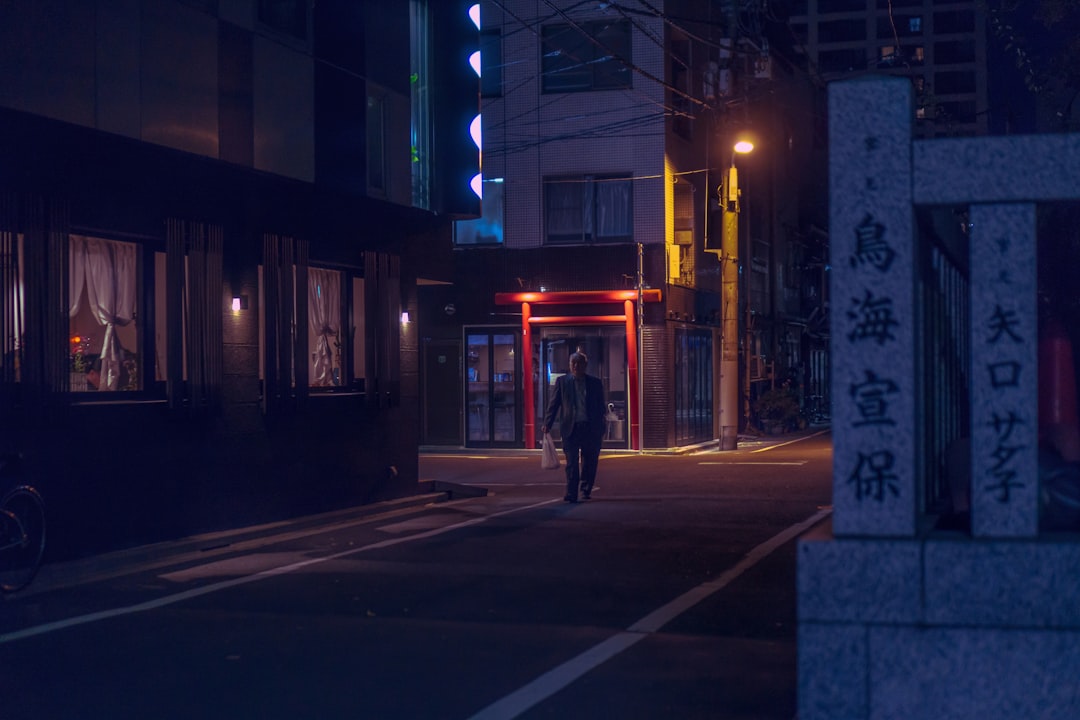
[544,373,606,440]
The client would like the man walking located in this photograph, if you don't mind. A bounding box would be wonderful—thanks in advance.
[541,351,605,502]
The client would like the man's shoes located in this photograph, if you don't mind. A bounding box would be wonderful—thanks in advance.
[563,495,578,503]
[582,492,591,500]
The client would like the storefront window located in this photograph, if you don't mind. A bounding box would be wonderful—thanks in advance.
[69,235,141,392]
[539,327,627,446]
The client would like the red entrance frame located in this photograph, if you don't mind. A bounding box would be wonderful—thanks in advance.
[494,289,663,450]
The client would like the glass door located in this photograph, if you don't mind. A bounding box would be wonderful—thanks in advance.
[465,330,520,446]
[539,328,629,448]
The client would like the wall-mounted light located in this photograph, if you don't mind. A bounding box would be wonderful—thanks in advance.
[231,295,248,312]
[400,311,411,325]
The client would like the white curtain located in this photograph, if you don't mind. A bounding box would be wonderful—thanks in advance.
[546,181,584,238]
[70,235,137,391]
[595,179,632,239]
[308,267,341,386]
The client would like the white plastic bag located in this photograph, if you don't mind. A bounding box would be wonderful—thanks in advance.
[541,432,561,470]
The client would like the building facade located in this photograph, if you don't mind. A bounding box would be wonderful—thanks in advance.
[418,0,828,451]
[0,0,476,560]
[788,0,990,138]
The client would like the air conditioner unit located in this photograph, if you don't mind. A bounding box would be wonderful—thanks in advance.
[750,355,765,380]
[674,230,693,246]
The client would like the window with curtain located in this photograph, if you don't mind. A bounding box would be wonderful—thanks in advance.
[544,175,633,244]
[308,267,344,387]
[259,261,363,393]
[69,235,142,392]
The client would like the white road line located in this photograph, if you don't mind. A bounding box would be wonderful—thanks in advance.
[698,461,807,466]
[467,506,833,720]
[750,428,830,453]
[0,498,560,645]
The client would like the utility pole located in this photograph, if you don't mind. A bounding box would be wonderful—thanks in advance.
[719,163,741,450]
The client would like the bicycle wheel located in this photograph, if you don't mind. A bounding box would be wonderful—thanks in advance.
[0,486,46,593]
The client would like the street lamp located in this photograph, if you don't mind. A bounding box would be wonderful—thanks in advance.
[719,139,753,450]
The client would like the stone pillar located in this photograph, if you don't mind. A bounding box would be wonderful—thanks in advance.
[969,203,1038,536]
[829,77,917,537]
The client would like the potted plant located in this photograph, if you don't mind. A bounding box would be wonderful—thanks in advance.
[754,387,802,434]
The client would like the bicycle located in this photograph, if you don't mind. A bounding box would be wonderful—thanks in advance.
[0,454,46,593]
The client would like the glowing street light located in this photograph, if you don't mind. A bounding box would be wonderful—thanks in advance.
[733,140,754,155]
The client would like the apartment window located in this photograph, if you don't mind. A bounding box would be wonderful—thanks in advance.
[878,45,923,67]
[935,71,975,95]
[69,235,143,393]
[257,0,308,41]
[938,100,977,124]
[545,175,633,244]
[877,15,922,38]
[820,48,867,73]
[934,10,974,34]
[818,0,866,13]
[541,21,631,93]
[819,19,866,43]
[935,40,976,65]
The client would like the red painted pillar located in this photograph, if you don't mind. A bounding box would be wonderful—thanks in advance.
[522,302,535,449]
[625,299,640,450]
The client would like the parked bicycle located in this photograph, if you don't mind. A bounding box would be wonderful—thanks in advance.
[0,454,46,593]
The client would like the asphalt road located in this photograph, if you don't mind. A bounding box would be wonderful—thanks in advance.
[0,429,832,720]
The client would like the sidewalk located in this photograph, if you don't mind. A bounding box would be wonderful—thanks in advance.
[20,490,455,598]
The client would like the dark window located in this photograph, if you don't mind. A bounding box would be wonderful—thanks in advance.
[671,37,692,139]
[367,93,386,195]
[819,19,866,43]
[541,21,631,93]
[258,0,308,41]
[876,0,920,7]
[933,10,974,34]
[876,15,922,38]
[544,175,633,244]
[819,48,867,73]
[935,40,976,64]
[937,100,977,124]
[818,0,867,13]
[480,29,502,98]
[935,71,975,95]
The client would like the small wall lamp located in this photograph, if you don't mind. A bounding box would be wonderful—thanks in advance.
[400,310,411,324]
[231,295,248,312]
